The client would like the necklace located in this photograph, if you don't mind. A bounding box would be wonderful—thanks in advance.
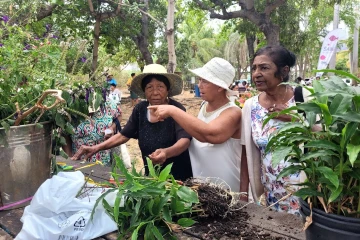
[266,85,289,111]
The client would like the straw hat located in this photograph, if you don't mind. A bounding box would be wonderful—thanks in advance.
[189,57,235,92]
[130,64,183,99]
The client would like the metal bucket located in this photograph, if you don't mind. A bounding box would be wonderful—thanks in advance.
[0,122,53,210]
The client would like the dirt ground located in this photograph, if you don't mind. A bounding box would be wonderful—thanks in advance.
[118,87,203,172]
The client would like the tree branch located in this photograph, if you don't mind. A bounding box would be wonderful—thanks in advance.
[264,0,286,16]
[88,0,95,16]
[35,4,58,21]
[115,0,122,15]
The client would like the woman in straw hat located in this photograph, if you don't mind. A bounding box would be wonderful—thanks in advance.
[72,64,192,181]
[149,58,242,191]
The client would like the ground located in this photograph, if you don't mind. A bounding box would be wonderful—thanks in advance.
[118,87,203,172]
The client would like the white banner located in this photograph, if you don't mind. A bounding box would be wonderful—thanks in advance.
[316,28,346,77]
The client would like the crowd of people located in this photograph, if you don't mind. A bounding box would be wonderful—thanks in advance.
[69,45,313,216]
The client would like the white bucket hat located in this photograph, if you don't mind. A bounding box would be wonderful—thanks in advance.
[189,57,235,91]
[131,64,183,99]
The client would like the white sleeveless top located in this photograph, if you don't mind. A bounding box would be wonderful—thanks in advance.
[189,101,242,192]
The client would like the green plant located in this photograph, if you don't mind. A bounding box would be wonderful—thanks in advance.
[0,17,106,155]
[96,156,200,239]
[265,70,360,217]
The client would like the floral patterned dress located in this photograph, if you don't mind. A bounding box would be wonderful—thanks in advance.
[71,100,121,166]
[251,94,300,215]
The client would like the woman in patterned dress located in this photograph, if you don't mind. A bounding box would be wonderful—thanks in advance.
[240,45,303,215]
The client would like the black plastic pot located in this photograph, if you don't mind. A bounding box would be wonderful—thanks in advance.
[300,199,360,240]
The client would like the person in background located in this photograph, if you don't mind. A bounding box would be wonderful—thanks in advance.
[240,45,305,215]
[108,80,122,106]
[72,64,193,181]
[149,58,242,192]
[295,76,302,84]
[126,73,139,107]
[238,81,247,93]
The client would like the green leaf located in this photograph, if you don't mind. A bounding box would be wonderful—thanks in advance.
[129,181,145,192]
[35,123,43,129]
[131,228,139,240]
[171,197,185,212]
[61,90,72,105]
[334,113,360,123]
[329,94,352,115]
[300,150,337,161]
[275,122,308,135]
[159,163,172,181]
[147,157,158,178]
[317,166,339,188]
[151,225,164,240]
[59,149,68,159]
[297,102,322,114]
[271,146,293,167]
[145,223,154,240]
[65,122,74,134]
[1,121,10,131]
[317,103,332,126]
[341,122,359,151]
[55,112,65,129]
[153,195,171,215]
[59,136,67,146]
[177,218,196,227]
[177,186,199,203]
[135,199,143,215]
[91,188,117,220]
[115,154,132,181]
[277,165,304,179]
[347,144,360,167]
[304,140,341,153]
[294,187,323,198]
[328,185,343,203]
[162,206,172,222]
[353,95,360,112]
[113,191,122,223]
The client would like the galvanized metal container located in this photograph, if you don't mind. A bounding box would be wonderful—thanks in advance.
[0,122,53,210]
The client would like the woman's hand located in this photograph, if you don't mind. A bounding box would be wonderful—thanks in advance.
[71,145,97,161]
[149,149,167,165]
[147,105,176,121]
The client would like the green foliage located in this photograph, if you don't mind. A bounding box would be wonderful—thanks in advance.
[100,156,199,239]
[265,70,360,217]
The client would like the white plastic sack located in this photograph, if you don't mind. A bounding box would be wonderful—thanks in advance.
[120,144,131,169]
[16,171,118,240]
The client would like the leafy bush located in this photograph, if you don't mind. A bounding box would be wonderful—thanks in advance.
[265,70,360,217]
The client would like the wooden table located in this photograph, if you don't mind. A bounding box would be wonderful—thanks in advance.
[0,156,305,239]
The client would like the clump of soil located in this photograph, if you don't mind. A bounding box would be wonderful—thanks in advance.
[184,180,289,239]
[192,205,287,240]
[197,183,232,218]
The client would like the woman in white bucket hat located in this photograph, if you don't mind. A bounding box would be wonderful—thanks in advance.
[149,57,242,192]
[72,64,193,181]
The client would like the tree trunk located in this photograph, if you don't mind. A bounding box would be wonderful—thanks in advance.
[92,17,101,74]
[132,0,153,65]
[262,23,280,46]
[166,0,176,73]
[246,34,255,85]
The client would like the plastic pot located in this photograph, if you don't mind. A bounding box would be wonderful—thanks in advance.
[300,199,360,240]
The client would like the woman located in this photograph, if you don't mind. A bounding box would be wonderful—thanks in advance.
[149,58,242,191]
[240,45,304,215]
[71,64,192,181]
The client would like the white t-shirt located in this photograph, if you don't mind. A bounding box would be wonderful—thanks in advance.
[189,101,242,192]
[108,88,122,104]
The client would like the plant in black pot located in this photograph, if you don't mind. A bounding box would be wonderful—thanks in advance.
[265,70,360,240]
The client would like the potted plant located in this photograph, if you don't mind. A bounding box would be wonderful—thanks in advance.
[265,70,360,240]
[0,15,103,210]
